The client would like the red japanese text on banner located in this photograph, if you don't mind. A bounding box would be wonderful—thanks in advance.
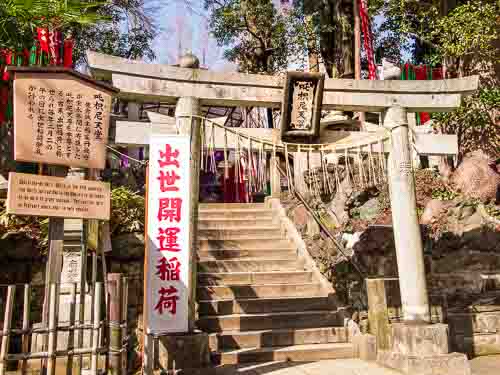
[146,135,191,334]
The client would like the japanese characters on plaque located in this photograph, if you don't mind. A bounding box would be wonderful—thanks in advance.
[280,71,324,143]
[13,72,112,169]
[146,135,191,334]
[290,81,314,130]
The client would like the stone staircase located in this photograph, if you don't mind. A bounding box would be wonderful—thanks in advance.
[196,202,354,365]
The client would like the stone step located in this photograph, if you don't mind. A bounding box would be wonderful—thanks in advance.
[198,271,312,287]
[198,259,302,273]
[199,203,266,210]
[199,239,292,251]
[63,242,82,251]
[198,283,323,300]
[197,249,296,261]
[197,310,344,332]
[212,342,354,365]
[209,327,349,350]
[198,228,283,240]
[198,221,278,230]
[199,209,273,220]
[199,296,334,316]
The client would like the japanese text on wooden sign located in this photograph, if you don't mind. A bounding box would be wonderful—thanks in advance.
[6,172,111,220]
[290,81,314,130]
[280,71,324,142]
[13,72,112,169]
[146,135,191,334]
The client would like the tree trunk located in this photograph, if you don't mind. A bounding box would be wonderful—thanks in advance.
[319,0,354,78]
[306,15,320,73]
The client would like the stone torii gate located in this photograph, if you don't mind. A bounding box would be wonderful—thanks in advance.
[87,51,478,372]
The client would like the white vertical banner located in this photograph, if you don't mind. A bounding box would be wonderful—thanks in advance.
[146,134,191,334]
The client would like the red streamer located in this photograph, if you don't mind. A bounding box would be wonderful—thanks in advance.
[63,39,74,68]
[358,0,376,80]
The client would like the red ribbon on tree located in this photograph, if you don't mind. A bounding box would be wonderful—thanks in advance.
[358,0,376,80]
[37,27,50,53]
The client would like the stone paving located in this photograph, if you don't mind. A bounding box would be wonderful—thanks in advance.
[470,355,500,375]
[214,356,500,375]
[214,359,402,375]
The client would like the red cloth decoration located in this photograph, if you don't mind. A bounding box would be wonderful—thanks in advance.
[37,28,50,53]
[63,39,74,68]
[2,50,12,81]
[414,66,430,124]
[0,86,9,124]
[48,30,61,65]
[432,68,443,80]
[358,0,376,80]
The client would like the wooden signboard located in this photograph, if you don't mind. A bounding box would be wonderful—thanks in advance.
[280,71,324,142]
[6,172,111,220]
[10,67,117,169]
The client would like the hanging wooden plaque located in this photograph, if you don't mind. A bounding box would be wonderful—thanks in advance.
[9,67,118,169]
[280,71,325,142]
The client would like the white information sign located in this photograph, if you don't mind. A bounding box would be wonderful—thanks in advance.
[146,134,191,334]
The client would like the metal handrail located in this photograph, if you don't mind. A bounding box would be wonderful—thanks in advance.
[275,162,366,279]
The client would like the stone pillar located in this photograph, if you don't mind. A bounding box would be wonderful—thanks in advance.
[366,278,391,349]
[383,106,430,322]
[175,96,201,332]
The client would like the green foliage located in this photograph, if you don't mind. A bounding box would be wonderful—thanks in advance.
[72,0,158,65]
[204,0,299,73]
[110,187,145,236]
[433,87,500,160]
[431,187,459,201]
[0,201,48,252]
[484,203,500,220]
[0,0,107,52]
[425,2,499,69]
[368,0,499,68]
[0,0,157,66]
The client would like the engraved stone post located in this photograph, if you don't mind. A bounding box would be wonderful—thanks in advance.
[383,106,430,322]
[366,278,391,349]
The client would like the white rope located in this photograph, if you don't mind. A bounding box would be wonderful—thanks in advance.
[105,145,148,166]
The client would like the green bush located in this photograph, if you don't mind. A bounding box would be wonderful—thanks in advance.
[110,187,145,236]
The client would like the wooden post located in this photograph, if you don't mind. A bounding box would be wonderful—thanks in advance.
[76,229,88,375]
[91,282,102,375]
[121,277,129,375]
[175,97,201,331]
[66,283,77,375]
[366,278,390,349]
[270,154,281,198]
[21,284,30,375]
[0,285,15,375]
[383,106,430,322]
[42,165,66,372]
[107,273,123,375]
[47,283,59,375]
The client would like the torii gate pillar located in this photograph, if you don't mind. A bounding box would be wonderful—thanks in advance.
[383,106,430,322]
[375,106,471,375]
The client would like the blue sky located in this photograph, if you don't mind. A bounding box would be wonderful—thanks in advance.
[151,0,234,71]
